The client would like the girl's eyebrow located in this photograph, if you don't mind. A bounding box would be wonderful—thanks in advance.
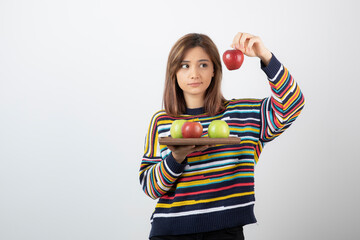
[181,59,210,63]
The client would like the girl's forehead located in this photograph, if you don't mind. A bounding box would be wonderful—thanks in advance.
[182,46,211,61]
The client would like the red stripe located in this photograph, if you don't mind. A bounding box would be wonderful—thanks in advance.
[160,182,254,200]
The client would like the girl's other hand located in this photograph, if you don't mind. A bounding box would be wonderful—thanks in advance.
[167,145,213,163]
[231,32,272,65]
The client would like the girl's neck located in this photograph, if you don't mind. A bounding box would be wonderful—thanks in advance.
[184,94,205,109]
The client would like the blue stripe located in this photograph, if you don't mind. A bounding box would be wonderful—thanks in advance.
[225,110,260,114]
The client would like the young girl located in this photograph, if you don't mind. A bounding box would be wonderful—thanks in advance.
[139,32,305,240]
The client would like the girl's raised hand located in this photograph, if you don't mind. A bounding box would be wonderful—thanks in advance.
[231,32,272,65]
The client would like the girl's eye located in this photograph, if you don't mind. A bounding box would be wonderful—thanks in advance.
[200,63,208,68]
[180,64,189,69]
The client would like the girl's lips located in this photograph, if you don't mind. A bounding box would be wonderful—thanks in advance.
[188,82,202,87]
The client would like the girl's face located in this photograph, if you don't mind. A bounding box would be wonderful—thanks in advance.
[176,46,214,101]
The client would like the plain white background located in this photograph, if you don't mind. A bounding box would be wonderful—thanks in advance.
[1,0,359,239]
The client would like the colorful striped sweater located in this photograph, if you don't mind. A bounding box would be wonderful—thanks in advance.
[139,54,305,238]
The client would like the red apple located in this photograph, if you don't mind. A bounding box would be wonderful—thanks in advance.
[182,122,203,138]
[222,49,244,70]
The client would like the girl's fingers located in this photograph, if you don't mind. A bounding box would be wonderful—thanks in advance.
[168,144,213,157]
[167,145,174,151]
[232,33,263,55]
[168,145,195,152]
[194,145,213,152]
[239,33,253,51]
[197,145,209,151]
[247,36,259,53]
[238,33,247,49]
[232,32,242,49]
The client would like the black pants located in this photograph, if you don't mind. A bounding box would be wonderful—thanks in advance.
[150,225,244,240]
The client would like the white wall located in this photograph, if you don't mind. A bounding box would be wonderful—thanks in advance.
[1,0,359,239]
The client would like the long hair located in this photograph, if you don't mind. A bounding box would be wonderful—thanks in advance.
[163,33,226,117]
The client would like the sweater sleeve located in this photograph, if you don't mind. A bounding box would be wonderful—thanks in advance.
[139,111,186,200]
[260,54,305,142]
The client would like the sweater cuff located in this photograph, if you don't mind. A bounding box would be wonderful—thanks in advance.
[261,53,282,80]
[165,153,187,174]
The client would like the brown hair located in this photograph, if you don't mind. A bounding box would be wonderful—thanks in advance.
[162,33,226,117]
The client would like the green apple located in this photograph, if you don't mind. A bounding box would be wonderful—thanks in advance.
[208,120,230,138]
[170,119,187,138]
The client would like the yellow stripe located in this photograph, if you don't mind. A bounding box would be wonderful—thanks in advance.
[229,127,260,133]
[139,168,146,176]
[240,140,257,145]
[158,120,174,125]
[156,191,255,208]
[154,131,159,156]
[227,104,261,109]
[187,154,209,163]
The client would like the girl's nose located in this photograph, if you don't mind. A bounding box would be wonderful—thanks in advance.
[190,67,199,79]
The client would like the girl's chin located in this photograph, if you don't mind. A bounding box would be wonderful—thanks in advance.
[184,91,206,97]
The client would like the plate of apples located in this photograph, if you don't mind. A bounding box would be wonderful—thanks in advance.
[159,120,241,146]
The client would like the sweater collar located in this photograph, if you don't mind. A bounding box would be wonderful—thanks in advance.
[186,107,205,115]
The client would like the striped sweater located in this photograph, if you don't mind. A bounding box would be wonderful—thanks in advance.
[139,54,305,238]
